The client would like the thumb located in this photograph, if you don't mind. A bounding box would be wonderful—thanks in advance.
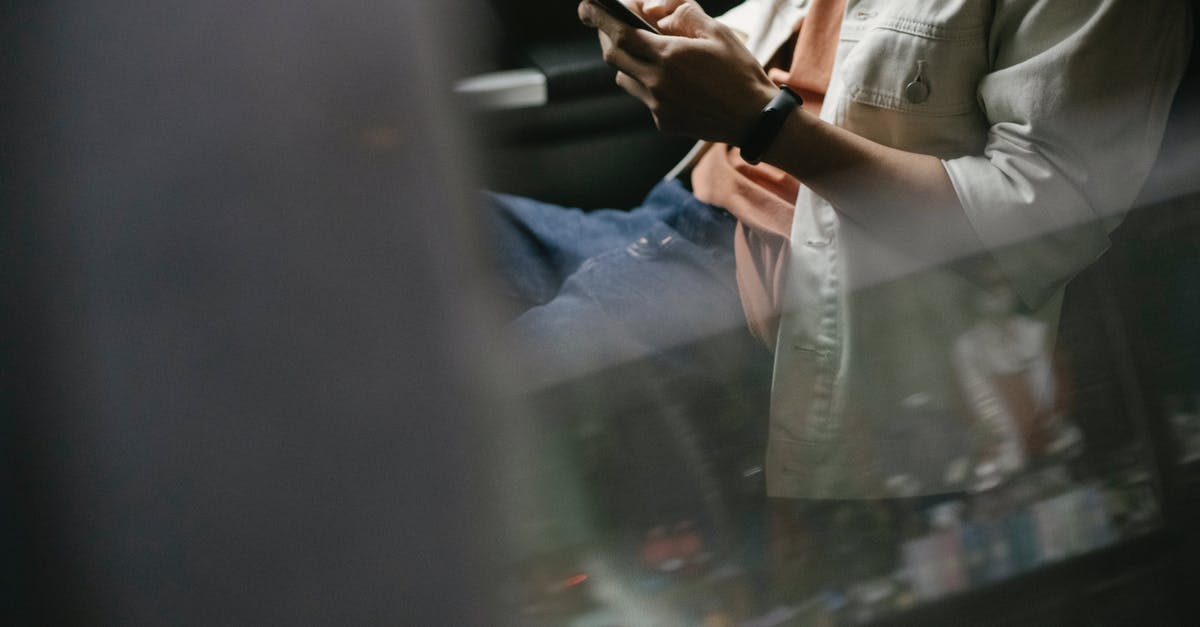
[654,1,714,38]
[641,0,687,21]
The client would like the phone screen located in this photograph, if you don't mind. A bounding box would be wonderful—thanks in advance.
[591,0,661,34]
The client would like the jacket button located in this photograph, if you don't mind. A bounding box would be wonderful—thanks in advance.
[905,79,930,103]
[905,60,930,103]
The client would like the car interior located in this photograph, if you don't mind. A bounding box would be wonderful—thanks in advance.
[459,1,1200,625]
[460,0,743,209]
[4,0,1200,625]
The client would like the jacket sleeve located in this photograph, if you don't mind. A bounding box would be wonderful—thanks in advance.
[942,0,1192,307]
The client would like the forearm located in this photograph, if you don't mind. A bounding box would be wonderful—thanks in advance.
[757,107,983,263]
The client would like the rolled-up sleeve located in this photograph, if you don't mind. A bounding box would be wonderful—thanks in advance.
[943,0,1192,307]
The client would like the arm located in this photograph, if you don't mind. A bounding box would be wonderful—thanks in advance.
[756,102,981,264]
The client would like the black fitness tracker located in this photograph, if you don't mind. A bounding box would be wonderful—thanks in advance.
[739,85,802,165]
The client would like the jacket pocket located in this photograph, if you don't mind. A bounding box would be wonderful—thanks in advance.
[837,15,989,155]
[842,17,987,117]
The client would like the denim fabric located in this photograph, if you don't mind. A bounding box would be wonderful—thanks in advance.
[487,180,774,534]
[486,179,750,387]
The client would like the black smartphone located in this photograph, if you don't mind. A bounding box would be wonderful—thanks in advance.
[591,0,661,34]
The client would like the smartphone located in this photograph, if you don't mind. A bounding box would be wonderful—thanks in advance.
[591,0,661,34]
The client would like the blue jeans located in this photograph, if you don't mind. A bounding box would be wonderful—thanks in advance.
[486,179,772,531]
[487,179,753,387]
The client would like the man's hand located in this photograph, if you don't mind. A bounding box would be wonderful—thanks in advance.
[578,0,776,145]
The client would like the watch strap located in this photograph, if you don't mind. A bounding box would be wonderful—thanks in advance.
[739,85,802,165]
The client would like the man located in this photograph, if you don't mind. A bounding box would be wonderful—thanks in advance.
[491,0,1191,499]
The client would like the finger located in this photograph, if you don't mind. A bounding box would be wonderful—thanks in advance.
[615,71,657,108]
[654,1,714,38]
[639,0,690,22]
[578,0,662,60]
[598,30,655,78]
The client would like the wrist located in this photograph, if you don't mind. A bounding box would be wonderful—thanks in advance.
[738,85,802,165]
[758,105,818,167]
[731,83,777,143]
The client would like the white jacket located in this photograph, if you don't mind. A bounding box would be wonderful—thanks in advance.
[691,0,1192,498]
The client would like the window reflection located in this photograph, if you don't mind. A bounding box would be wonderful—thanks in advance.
[467,0,1198,625]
